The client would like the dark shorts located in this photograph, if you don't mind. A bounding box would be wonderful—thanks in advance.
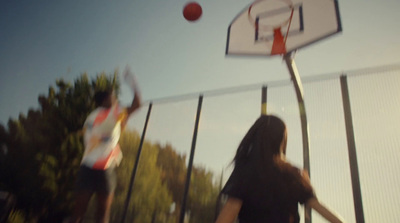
[75,165,117,194]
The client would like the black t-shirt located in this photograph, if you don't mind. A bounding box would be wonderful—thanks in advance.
[222,164,315,223]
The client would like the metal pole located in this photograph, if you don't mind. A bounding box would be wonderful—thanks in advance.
[179,95,203,223]
[340,75,365,223]
[261,86,267,115]
[120,103,153,223]
[283,53,311,223]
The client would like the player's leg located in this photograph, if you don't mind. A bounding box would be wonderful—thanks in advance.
[95,167,117,223]
[69,165,96,223]
[96,192,114,223]
[69,190,93,223]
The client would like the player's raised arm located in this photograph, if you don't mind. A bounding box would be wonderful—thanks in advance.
[123,66,142,116]
[126,89,141,115]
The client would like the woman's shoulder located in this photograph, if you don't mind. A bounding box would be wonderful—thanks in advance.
[276,161,314,200]
[274,158,299,174]
[275,159,310,185]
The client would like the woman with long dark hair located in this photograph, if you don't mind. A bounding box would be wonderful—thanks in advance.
[216,115,344,223]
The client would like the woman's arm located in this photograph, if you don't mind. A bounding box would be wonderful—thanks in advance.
[307,198,345,223]
[215,197,242,223]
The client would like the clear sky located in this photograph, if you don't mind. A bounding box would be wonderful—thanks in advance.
[1,0,400,124]
[1,1,400,222]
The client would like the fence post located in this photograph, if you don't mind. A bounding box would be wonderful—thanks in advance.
[120,103,153,223]
[261,86,267,115]
[340,75,365,223]
[179,95,203,223]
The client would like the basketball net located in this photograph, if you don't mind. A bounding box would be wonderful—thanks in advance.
[271,28,286,55]
[248,0,294,55]
[271,8,294,55]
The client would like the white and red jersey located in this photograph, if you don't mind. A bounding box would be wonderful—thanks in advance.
[81,104,127,170]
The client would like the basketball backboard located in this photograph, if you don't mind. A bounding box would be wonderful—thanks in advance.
[226,0,342,56]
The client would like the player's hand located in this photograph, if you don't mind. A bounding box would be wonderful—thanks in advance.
[123,65,139,94]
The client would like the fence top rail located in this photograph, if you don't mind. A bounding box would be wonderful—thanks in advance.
[142,63,400,105]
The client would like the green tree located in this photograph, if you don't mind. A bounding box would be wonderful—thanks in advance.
[155,143,220,223]
[187,167,220,223]
[111,131,173,223]
[0,70,221,223]
[156,143,187,222]
[0,71,119,222]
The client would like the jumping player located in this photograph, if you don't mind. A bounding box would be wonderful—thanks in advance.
[69,67,141,223]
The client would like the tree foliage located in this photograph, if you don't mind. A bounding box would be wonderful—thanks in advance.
[187,166,221,223]
[0,72,118,222]
[111,131,173,223]
[0,71,221,223]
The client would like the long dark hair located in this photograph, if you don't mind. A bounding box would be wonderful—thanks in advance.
[234,115,286,170]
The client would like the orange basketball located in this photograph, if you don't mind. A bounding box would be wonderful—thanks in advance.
[183,2,202,22]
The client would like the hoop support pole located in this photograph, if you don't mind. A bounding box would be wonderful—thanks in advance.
[284,52,311,223]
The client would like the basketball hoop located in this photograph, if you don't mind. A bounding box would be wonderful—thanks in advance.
[247,0,294,55]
